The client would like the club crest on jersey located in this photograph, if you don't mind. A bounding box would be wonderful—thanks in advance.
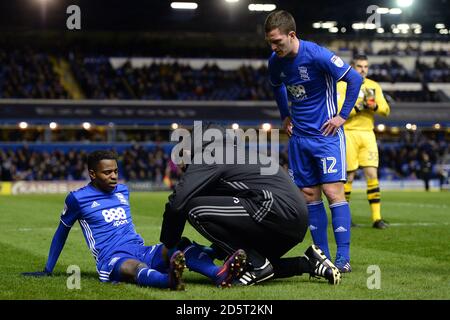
[298,66,310,81]
[287,84,307,100]
[115,193,128,205]
[280,71,286,78]
[331,55,344,68]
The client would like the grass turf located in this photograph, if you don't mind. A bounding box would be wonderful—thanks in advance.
[0,191,449,300]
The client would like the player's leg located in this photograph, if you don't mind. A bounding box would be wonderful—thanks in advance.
[344,130,360,227]
[289,135,331,259]
[107,254,185,290]
[142,240,242,288]
[359,131,387,228]
[301,185,331,260]
[344,130,360,204]
[187,195,299,285]
[344,171,355,202]
[322,182,352,273]
[183,196,253,286]
[317,129,352,272]
[345,171,358,227]
[271,256,311,278]
[143,243,184,275]
[270,244,341,285]
[183,239,247,288]
[303,244,341,284]
[171,234,247,288]
[363,166,387,228]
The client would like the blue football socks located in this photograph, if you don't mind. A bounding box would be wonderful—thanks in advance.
[136,267,169,288]
[184,244,220,280]
[307,200,331,259]
[330,201,351,262]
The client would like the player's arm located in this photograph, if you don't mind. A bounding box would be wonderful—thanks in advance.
[268,58,292,136]
[43,222,71,274]
[338,68,363,120]
[22,193,80,277]
[347,106,358,118]
[272,84,289,120]
[321,69,362,135]
[315,46,363,135]
[272,85,293,136]
[372,82,390,116]
[337,82,358,119]
[160,164,222,249]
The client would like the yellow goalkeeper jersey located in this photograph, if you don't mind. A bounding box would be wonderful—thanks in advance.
[337,78,390,131]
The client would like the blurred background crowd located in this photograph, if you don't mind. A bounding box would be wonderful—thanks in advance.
[1,48,449,102]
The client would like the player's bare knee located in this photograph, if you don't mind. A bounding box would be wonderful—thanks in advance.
[364,167,378,180]
[301,187,321,203]
[120,259,147,283]
[322,183,346,204]
[132,262,149,282]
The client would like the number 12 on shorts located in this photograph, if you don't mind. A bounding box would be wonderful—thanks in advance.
[321,157,337,174]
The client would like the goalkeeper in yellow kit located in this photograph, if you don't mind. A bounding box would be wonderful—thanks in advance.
[337,55,390,229]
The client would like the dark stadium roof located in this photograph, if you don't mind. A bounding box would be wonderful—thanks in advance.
[0,0,449,35]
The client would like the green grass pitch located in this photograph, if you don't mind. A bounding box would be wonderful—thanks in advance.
[0,191,449,300]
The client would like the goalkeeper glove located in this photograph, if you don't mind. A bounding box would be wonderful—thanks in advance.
[363,88,377,110]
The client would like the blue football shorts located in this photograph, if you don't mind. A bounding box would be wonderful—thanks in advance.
[288,129,347,188]
[97,243,166,282]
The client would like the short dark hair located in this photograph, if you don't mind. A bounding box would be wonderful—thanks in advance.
[264,10,296,35]
[87,150,118,171]
[352,54,368,63]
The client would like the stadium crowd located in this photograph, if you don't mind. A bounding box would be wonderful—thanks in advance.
[69,55,447,102]
[69,56,273,101]
[351,44,450,57]
[1,133,448,185]
[0,49,448,101]
[377,131,449,186]
[0,49,70,99]
[0,144,179,184]
[368,58,450,83]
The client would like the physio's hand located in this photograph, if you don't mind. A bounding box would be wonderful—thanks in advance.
[321,115,346,136]
[22,270,51,277]
[282,116,293,137]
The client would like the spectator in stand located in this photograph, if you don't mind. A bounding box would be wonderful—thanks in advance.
[418,152,433,191]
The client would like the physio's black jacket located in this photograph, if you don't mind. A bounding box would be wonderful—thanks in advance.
[160,150,308,249]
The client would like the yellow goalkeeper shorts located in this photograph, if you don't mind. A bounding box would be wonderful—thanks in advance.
[344,130,379,172]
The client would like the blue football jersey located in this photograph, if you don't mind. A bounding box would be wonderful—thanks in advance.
[60,183,144,264]
[268,40,351,137]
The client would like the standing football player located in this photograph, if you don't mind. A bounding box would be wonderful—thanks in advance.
[265,10,363,273]
[337,54,390,229]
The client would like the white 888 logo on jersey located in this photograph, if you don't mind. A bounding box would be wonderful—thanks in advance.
[102,207,126,223]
